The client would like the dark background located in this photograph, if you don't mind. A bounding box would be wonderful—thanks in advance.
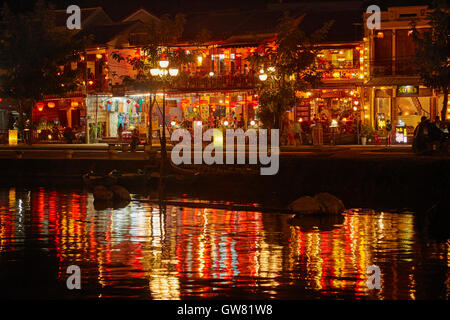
[0,0,435,17]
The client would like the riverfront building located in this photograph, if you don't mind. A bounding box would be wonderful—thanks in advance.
[3,2,443,145]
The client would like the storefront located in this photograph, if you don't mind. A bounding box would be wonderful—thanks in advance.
[32,97,86,142]
[86,94,151,142]
[166,90,258,130]
[294,89,364,133]
[369,82,437,143]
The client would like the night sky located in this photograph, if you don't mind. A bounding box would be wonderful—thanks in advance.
[0,0,434,17]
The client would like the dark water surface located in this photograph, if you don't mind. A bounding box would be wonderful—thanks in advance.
[0,187,448,300]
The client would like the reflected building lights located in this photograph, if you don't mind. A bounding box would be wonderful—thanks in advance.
[0,189,446,299]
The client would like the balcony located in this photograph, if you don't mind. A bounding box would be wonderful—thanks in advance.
[371,58,418,77]
[171,74,257,91]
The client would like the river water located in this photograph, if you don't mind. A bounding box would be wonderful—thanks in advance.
[0,187,448,300]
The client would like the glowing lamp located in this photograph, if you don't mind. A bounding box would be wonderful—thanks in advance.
[36,102,45,111]
[259,73,268,81]
[96,54,103,59]
[169,68,179,76]
[88,80,94,86]
[213,130,223,148]
[8,130,18,146]
[209,72,215,77]
[71,101,79,108]
[47,102,55,108]
[159,60,169,68]
[224,121,229,126]
[171,121,176,126]
[250,120,256,126]
[298,118,303,122]
[150,68,160,76]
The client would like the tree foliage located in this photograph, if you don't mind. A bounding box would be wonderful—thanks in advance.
[247,13,333,128]
[0,0,86,139]
[411,1,449,121]
[0,0,84,104]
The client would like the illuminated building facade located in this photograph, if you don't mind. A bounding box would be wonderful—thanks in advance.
[363,5,446,144]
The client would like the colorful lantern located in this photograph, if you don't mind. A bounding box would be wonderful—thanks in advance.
[47,102,55,108]
[36,102,45,111]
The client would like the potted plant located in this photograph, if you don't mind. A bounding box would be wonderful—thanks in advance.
[360,124,374,145]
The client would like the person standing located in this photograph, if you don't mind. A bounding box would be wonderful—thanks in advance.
[118,123,123,142]
[293,120,302,146]
[386,120,393,146]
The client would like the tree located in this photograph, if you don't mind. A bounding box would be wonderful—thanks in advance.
[0,0,85,143]
[411,1,449,122]
[247,13,333,129]
[111,13,201,151]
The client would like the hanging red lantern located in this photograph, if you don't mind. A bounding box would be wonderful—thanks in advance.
[36,102,45,111]
[126,99,131,104]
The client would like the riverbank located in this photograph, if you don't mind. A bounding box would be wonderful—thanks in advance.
[1,151,449,213]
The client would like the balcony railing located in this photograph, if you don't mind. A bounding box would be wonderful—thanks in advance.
[371,58,418,76]
[171,74,257,91]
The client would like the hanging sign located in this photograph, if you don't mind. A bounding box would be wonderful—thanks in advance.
[397,86,419,96]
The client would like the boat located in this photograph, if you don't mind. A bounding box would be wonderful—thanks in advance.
[108,169,150,186]
[82,171,118,186]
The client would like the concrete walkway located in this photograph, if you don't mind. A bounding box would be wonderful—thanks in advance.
[0,143,426,161]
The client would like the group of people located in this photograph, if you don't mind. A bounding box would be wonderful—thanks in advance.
[413,116,449,153]
[179,114,248,130]
[282,119,303,146]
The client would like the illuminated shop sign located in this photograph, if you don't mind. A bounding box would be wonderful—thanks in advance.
[396,86,419,96]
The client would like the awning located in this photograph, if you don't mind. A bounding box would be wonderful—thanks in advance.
[364,77,422,87]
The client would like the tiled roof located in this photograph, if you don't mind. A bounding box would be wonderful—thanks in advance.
[364,76,422,86]
[74,21,141,45]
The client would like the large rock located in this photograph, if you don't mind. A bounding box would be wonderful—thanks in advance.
[288,196,321,214]
[110,185,131,201]
[314,193,345,215]
[93,185,114,201]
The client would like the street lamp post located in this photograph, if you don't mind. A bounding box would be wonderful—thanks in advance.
[150,60,179,167]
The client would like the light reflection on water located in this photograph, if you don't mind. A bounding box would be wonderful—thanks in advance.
[0,187,448,300]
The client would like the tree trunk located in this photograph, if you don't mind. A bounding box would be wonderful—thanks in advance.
[441,88,448,122]
[28,101,34,145]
